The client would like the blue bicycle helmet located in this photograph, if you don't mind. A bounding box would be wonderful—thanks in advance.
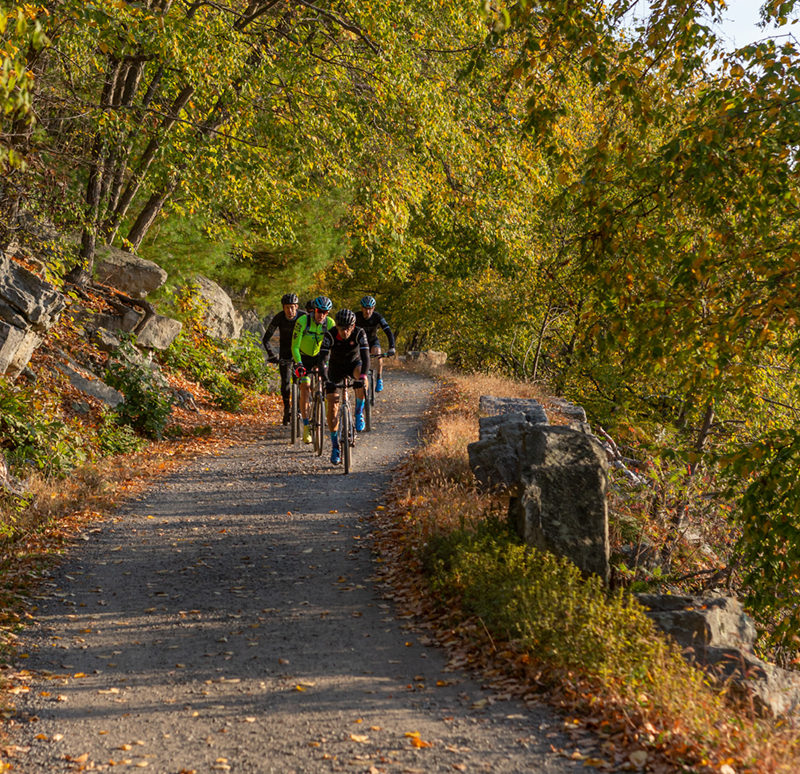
[312,295,333,311]
[281,293,299,305]
[360,295,376,308]
[335,308,356,327]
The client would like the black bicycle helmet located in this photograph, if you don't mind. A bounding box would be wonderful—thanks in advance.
[281,293,299,305]
[335,308,356,327]
[312,295,333,311]
[305,299,314,313]
[360,295,376,308]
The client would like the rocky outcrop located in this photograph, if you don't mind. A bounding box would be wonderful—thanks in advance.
[94,246,167,299]
[187,275,243,340]
[468,397,610,582]
[55,360,124,408]
[637,594,800,717]
[136,314,182,350]
[0,252,66,378]
[241,309,266,346]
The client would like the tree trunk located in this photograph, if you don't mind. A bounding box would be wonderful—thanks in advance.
[127,180,179,249]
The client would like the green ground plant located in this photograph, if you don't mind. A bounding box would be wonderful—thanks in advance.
[0,378,88,477]
[105,339,173,439]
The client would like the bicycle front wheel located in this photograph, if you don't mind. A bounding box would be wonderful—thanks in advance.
[312,392,324,456]
[341,406,352,474]
[364,386,372,432]
[290,382,299,444]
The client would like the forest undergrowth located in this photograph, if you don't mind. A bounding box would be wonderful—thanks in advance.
[374,368,800,774]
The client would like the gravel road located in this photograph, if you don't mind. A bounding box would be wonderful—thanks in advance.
[8,370,584,773]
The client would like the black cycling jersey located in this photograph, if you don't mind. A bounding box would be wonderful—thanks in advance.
[263,310,305,360]
[354,310,395,349]
[320,326,370,377]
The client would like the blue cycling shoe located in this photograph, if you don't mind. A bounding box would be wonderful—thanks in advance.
[330,446,341,465]
[355,412,365,432]
[376,378,384,392]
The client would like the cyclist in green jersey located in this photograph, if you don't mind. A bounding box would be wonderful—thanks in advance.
[291,295,335,443]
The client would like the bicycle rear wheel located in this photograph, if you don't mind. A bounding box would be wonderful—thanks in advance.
[312,391,324,456]
[290,382,299,444]
[341,406,352,474]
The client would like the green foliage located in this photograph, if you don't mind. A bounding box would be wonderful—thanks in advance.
[225,332,274,393]
[424,518,672,683]
[95,410,146,457]
[105,340,173,440]
[160,328,244,411]
[0,378,88,477]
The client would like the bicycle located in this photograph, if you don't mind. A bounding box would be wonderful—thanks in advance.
[333,376,358,474]
[281,358,302,443]
[364,352,393,432]
[309,367,326,457]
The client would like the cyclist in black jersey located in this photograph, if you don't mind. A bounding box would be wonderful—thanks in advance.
[319,309,370,465]
[354,295,395,392]
[263,293,305,425]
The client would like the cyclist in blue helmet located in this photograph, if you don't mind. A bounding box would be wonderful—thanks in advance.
[354,295,395,392]
[291,296,335,442]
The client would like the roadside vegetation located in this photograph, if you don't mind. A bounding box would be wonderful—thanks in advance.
[377,368,800,773]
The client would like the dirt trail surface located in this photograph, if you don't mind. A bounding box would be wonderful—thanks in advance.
[9,370,583,773]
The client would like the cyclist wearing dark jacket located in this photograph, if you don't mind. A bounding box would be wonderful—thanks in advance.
[354,295,395,392]
[319,309,369,465]
[263,293,305,425]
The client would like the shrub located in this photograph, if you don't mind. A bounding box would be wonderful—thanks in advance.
[225,331,274,392]
[95,410,146,455]
[161,330,246,410]
[105,339,173,439]
[0,378,89,477]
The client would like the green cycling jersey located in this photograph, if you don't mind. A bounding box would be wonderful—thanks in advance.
[291,313,335,361]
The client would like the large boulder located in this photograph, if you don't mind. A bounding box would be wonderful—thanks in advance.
[636,594,800,717]
[136,314,182,350]
[468,397,610,582]
[406,350,447,369]
[94,246,167,299]
[0,252,66,378]
[188,275,243,340]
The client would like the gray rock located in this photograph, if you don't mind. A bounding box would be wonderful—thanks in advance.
[0,321,40,378]
[636,594,800,717]
[94,246,167,299]
[635,594,757,657]
[512,427,610,582]
[55,361,123,408]
[0,252,65,331]
[91,328,121,354]
[469,408,610,582]
[136,314,182,350]
[187,275,243,340]
[241,309,266,345]
[406,349,447,368]
[479,396,549,427]
[0,252,65,377]
[94,308,142,334]
[548,397,587,423]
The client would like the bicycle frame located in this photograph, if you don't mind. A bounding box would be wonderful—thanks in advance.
[334,377,357,474]
[281,358,302,443]
[310,368,326,456]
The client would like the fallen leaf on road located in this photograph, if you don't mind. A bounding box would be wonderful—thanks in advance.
[350,734,369,743]
[629,750,647,767]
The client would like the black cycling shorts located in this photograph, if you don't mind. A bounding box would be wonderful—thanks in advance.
[325,362,364,393]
